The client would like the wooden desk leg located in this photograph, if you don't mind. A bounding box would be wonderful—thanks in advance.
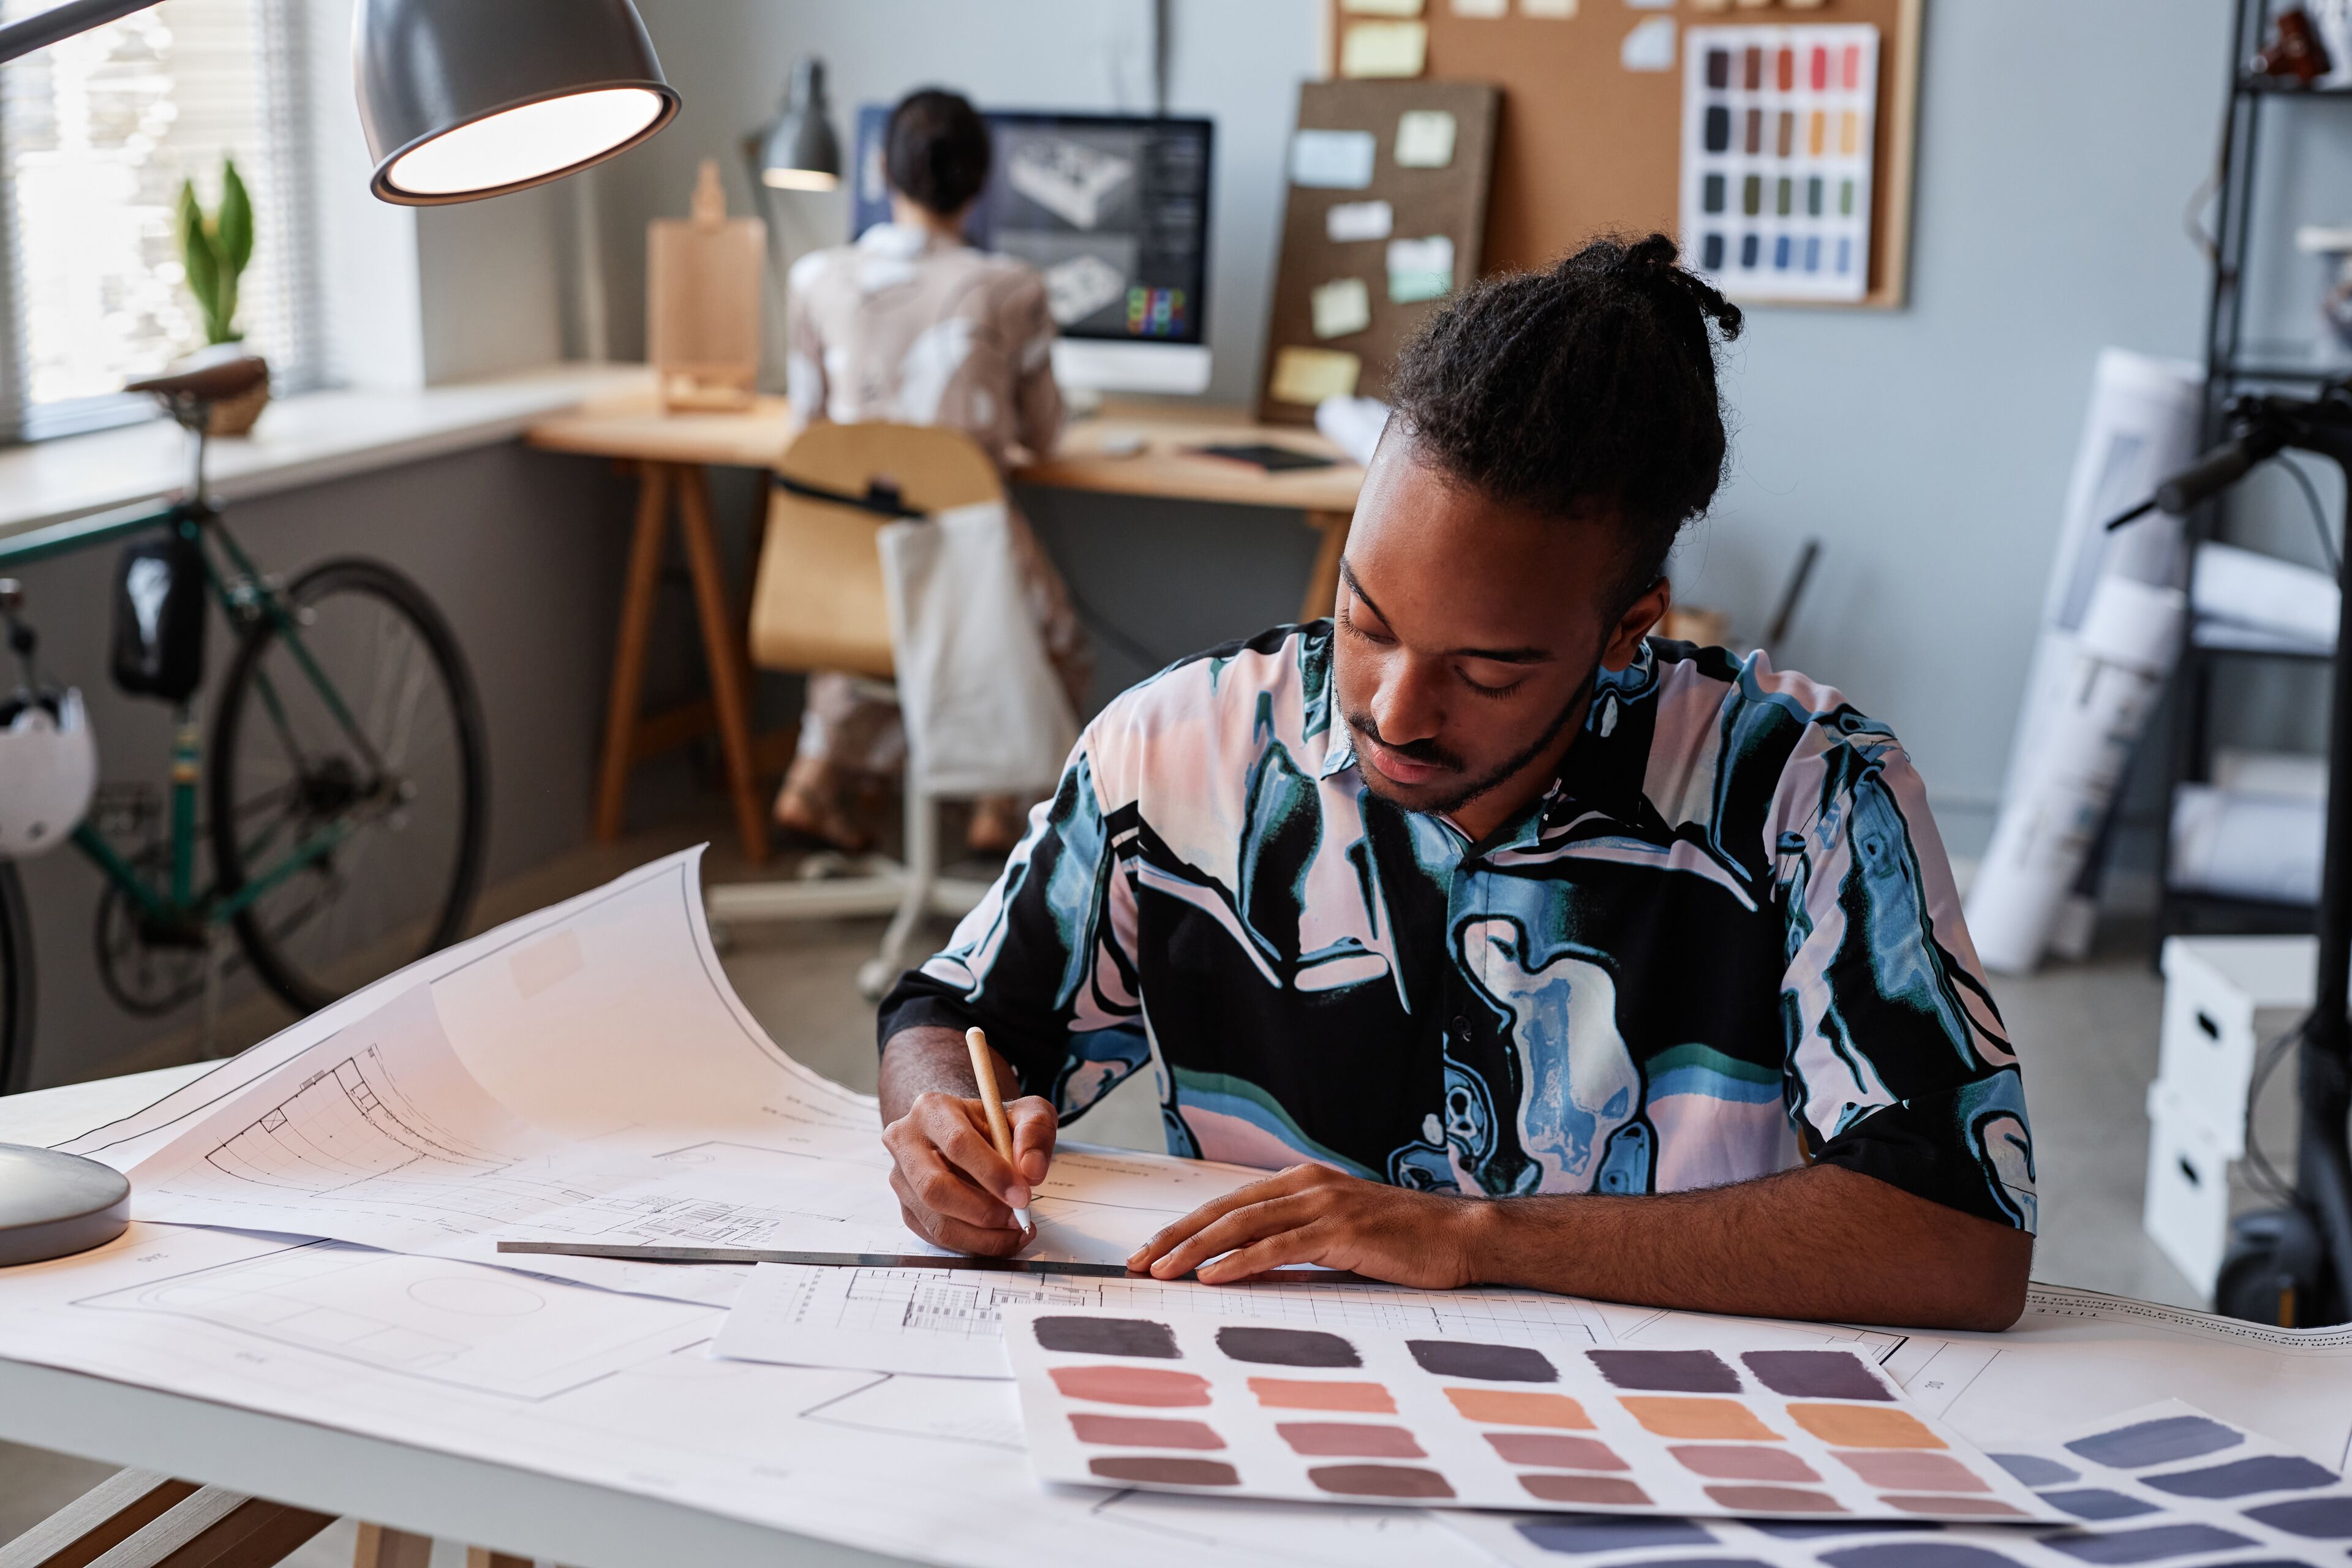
[352,1525,433,1568]
[675,464,771,865]
[1300,508,1352,624]
[594,462,672,844]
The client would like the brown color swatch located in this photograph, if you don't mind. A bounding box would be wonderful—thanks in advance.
[1308,1464,1457,1499]
[1088,1455,1239,1487]
[1619,1396,1781,1441]
[1277,1422,1427,1458]
[1519,1474,1652,1507]
[1703,1485,1847,1514]
[1835,1450,1989,1492]
[1444,1388,1592,1428]
[1050,1365,1212,1408]
[1248,1378,1395,1413]
[1670,1444,1820,1482]
[1069,1414,1224,1450]
[1483,1433,1627,1471]
[1788,1403,1944,1450]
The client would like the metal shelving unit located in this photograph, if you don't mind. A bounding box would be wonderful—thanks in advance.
[2152,0,2352,947]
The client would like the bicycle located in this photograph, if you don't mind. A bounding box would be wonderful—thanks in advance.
[0,353,488,1093]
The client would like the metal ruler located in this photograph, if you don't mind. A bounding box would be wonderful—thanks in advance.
[495,1239,1379,1285]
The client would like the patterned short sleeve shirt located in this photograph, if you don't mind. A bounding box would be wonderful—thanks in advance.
[879,624,2036,1232]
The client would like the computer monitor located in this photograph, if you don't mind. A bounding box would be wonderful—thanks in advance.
[851,106,1215,395]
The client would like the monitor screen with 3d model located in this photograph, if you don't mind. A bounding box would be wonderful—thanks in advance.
[851,106,1215,395]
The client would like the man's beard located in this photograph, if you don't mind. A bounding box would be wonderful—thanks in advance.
[1343,676,1594,820]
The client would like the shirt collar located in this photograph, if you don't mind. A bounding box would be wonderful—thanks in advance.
[856,221,952,260]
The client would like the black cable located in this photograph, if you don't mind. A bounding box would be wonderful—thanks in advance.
[2244,1020,2304,1204]
[2278,455,2342,576]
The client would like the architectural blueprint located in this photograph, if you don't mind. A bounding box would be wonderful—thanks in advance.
[712,1261,1605,1379]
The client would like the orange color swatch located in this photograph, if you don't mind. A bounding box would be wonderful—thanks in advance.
[1443,1389,1593,1429]
[1788,1403,1945,1449]
[1246,1378,1395,1413]
[1618,1396,1781,1441]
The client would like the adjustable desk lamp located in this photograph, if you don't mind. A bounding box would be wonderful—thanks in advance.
[0,0,678,1266]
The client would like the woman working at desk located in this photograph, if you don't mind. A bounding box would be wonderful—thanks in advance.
[776,88,1091,856]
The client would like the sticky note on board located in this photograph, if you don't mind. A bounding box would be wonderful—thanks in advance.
[1325,200,1395,243]
[1269,347,1362,405]
[1387,235,1455,303]
[1621,14,1676,69]
[1341,0,1423,12]
[1341,20,1428,77]
[1310,278,1374,339]
[1452,0,1507,14]
[1289,129,1378,189]
[1524,0,1577,13]
[1394,110,1457,169]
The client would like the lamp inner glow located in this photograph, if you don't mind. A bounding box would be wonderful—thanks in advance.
[386,87,665,197]
[761,167,839,191]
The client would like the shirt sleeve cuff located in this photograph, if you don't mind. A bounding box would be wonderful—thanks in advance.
[1812,1089,2038,1234]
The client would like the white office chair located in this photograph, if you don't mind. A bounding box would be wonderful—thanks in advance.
[703,423,1003,997]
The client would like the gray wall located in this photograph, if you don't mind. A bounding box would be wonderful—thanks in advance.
[9,445,644,1088]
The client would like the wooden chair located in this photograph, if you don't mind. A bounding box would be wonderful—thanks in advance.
[702,423,1005,996]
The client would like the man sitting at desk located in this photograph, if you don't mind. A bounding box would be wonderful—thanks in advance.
[873,235,2035,1331]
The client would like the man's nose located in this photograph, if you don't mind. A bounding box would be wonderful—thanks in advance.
[1371,657,1445,745]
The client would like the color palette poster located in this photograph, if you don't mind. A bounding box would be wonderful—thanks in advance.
[1001,1305,2057,1522]
[1679,24,1879,304]
[1447,1399,2352,1567]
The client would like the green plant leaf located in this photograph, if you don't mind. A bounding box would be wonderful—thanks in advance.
[217,157,254,276]
[175,179,222,330]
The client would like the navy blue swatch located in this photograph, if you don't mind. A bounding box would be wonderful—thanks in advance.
[2244,1496,2352,1538]
[2041,1524,2255,1563]
[1703,105,1731,153]
[1991,1453,2079,1487]
[2041,1489,2158,1521]
[1514,1517,1713,1555]
[2143,1454,2337,1498]
[2065,1414,2242,1469]
[1823,1546,2029,1568]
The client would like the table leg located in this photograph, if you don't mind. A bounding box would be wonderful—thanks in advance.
[1300,508,1352,624]
[675,464,772,865]
[352,1525,432,1568]
[594,462,671,844]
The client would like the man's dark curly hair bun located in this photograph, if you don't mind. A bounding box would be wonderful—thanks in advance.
[1385,233,1742,608]
[886,88,992,218]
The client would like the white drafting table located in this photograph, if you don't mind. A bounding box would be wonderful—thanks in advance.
[0,1064,904,1568]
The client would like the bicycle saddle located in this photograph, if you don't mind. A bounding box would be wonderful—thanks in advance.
[126,350,268,405]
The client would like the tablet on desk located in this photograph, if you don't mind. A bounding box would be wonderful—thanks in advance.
[1189,442,1338,473]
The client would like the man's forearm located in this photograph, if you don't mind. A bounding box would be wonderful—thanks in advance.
[878,1025,1016,1123]
[1461,1164,2032,1331]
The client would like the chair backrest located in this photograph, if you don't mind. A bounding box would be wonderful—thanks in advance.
[749,423,1005,679]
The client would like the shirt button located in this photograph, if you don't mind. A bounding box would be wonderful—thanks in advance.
[1450,1016,1468,1038]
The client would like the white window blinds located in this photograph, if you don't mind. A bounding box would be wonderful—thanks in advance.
[0,0,320,441]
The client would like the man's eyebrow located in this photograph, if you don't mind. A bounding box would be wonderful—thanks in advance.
[1337,557,1559,665]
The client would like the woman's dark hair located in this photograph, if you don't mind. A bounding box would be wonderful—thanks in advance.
[1385,233,1743,611]
[885,88,992,218]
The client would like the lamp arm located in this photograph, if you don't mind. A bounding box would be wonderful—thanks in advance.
[0,0,164,64]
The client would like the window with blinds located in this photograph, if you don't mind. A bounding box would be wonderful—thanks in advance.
[0,0,319,441]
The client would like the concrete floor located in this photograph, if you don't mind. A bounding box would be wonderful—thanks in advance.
[0,809,2213,1555]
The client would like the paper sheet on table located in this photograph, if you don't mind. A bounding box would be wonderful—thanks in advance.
[711,1259,1610,1379]
[1447,1398,2352,1568]
[92,849,1270,1303]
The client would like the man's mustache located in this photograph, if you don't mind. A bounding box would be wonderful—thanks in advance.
[1344,710,1463,773]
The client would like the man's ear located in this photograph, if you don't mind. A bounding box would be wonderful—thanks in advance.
[1601,577,1672,671]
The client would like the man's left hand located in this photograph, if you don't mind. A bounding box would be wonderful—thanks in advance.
[1127,1163,1485,1287]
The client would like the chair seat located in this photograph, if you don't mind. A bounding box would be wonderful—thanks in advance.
[127,351,268,404]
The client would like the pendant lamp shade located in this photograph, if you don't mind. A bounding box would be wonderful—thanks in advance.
[760,58,841,192]
[356,0,680,206]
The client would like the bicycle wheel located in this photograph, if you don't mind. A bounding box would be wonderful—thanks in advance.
[0,861,32,1094]
[209,558,487,1014]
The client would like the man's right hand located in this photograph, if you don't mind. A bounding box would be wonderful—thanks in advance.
[880,1088,1057,1255]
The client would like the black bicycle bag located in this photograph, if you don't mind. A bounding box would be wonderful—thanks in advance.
[110,532,208,704]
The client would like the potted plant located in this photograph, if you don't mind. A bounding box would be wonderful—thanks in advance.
[168,157,268,435]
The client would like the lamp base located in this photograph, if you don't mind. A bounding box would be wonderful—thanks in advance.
[0,1144,130,1266]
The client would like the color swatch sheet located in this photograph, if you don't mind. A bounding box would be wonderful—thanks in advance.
[712,1260,1605,1379]
[1002,1305,2059,1522]
[1449,1400,2352,1568]
[1679,24,1878,304]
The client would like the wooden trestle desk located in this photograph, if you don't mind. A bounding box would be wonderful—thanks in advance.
[524,393,1366,864]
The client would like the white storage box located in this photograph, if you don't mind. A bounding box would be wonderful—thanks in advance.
[2143,1078,2241,1295]
[2155,935,2316,1151]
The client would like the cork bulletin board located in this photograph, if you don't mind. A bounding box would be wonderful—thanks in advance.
[1321,0,1923,310]
[1256,79,1501,426]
